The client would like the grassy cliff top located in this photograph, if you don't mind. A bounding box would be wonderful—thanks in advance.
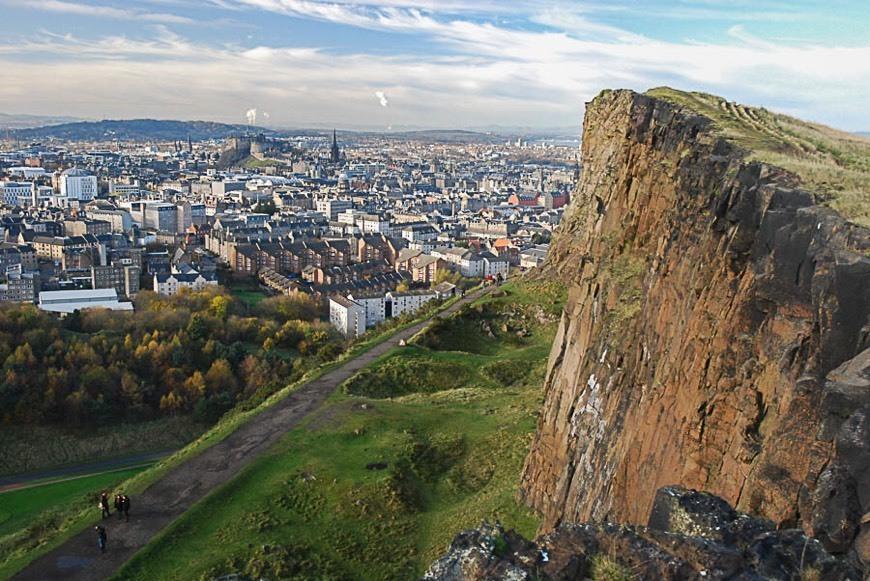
[646,87,870,228]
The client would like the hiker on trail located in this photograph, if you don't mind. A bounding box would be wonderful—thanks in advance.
[99,492,111,518]
[120,494,131,522]
[95,526,107,553]
[114,494,123,519]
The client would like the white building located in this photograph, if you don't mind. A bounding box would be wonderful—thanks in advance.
[8,167,46,179]
[59,168,98,203]
[316,198,353,220]
[329,295,365,338]
[481,251,510,279]
[401,224,439,242]
[108,181,140,196]
[153,271,218,296]
[433,247,485,278]
[0,181,31,206]
[38,288,133,314]
[87,208,133,232]
[347,292,386,327]
[520,245,549,269]
[31,185,55,207]
[357,213,391,234]
[387,289,437,318]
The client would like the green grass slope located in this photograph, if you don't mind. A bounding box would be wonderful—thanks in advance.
[646,87,870,228]
[114,281,565,580]
[0,467,147,539]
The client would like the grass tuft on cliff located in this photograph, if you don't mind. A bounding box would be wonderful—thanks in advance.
[646,87,870,228]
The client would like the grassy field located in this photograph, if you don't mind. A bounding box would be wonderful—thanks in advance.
[232,289,270,308]
[0,467,148,539]
[0,417,203,478]
[114,281,565,580]
[646,87,870,228]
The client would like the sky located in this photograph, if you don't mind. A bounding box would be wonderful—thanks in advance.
[0,0,868,132]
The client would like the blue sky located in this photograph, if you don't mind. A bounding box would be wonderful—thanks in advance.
[0,0,867,131]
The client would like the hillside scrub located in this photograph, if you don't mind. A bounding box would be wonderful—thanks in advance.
[0,287,343,428]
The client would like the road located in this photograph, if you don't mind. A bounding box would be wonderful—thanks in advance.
[12,289,485,581]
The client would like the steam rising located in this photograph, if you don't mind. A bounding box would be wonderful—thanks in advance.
[375,91,389,107]
[245,108,258,125]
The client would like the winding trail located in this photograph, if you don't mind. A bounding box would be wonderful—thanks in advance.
[13,289,486,581]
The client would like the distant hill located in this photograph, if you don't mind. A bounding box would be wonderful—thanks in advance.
[0,113,84,130]
[13,119,287,142]
[11,119,519,145]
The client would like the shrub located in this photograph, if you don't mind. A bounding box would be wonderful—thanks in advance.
[341,358,469,399]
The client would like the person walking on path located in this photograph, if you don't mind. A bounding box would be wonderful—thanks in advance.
[95,526,107,553]
[99,492,110,519]
[114,494,123,519]
[120,494,131,522]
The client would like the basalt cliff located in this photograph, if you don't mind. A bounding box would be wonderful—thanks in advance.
[516,89,870,571]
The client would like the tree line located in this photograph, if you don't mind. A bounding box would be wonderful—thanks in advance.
[0,288,344,426]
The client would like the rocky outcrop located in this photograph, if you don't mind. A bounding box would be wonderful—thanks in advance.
[518,90,870,570]
[425,486,859,580]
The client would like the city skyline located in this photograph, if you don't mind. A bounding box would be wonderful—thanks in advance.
[0,0,868,132]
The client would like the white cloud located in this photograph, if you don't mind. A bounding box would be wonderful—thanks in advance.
[6,0,197,24]
[0,0,868,130]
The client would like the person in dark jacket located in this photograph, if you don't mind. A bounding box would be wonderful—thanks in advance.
[114,494,123,519]
[99,492,110,519]
[95,525,107,553]
[120,494,131,522]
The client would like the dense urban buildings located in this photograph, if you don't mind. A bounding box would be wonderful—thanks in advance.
[0,128,576,333]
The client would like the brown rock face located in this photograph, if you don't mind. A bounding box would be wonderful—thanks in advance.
[519,90,870,566]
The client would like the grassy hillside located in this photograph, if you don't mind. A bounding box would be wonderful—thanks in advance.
[0,467,149,540]
[114,280,565,580]
[646,87,870,228]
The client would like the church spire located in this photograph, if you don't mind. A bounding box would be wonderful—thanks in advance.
[330,129,340,163]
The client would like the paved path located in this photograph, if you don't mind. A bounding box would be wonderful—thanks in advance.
[0,451,175,492]
[13,289,486,581]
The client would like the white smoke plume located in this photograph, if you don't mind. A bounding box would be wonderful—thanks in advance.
[246,108,258,125]
[375,91,389,107]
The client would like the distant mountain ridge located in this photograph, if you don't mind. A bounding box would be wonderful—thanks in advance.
[0,113,84,130]
[12,120,520,144]
[13,119,292,142]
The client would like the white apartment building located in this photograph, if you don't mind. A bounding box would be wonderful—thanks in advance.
[108,181,141,196]
[153,271,218,296]
[329,295,365,338]
[316,198,353,220]
[386,289,437,318]
[357,213,391,234]
[59,168,98,203]
[0,181,32,206]
[347,292,386,327]
[87,208,134,232]
[481,252,510,279]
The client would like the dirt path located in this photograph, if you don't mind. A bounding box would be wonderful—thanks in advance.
[13,289,486,581]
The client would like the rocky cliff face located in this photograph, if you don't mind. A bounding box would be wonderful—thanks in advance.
[518,90,870,570]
